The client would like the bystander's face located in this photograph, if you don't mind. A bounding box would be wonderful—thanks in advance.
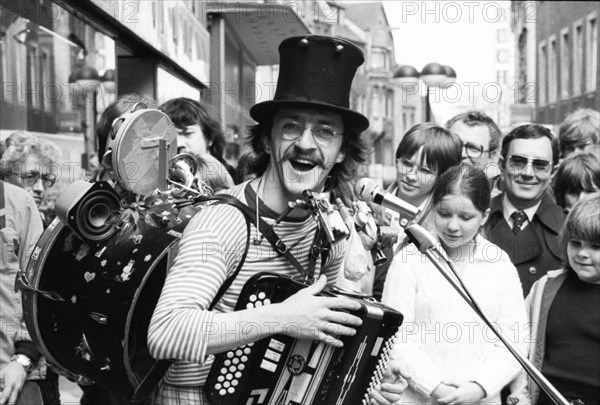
[449,122,499,179]
[395,147,437,207]
[267,108,345,200]
[5,154,55,207]
[502,137,554,209]
[177,124,209,157]
[564,188,600,212]
[434,193,489,249]
[563,142,600,159]
[567,239,600,284]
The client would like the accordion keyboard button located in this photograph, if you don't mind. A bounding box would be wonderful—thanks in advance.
[258,292,266,300]
[219,389,226,396]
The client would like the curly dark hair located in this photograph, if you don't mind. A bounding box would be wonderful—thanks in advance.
[159,97,226,163]
[500,124,560,166]
[246,112,369,191]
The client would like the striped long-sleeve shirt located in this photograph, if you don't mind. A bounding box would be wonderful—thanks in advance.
[147,180,346,386]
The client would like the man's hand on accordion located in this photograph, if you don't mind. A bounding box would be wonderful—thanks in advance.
[275,274,363,347]
[368,360,411,405]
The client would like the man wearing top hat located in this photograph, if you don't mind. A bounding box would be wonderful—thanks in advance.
[148,36,406,404]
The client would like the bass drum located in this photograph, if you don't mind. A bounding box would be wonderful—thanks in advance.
[22,202,201,400]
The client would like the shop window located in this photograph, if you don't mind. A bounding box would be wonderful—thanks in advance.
[0,3,115,160]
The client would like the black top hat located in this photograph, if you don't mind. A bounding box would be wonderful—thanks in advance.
[250,35,369,133]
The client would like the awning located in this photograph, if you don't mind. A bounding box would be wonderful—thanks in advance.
[207,2,311,65]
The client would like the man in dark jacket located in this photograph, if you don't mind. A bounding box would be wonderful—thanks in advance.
[484,124,566,296]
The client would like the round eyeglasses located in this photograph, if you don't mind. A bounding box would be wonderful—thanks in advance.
[14,170,57,189]
[463,142,490,158]
[279,120,343,145]
[396,157,437,177]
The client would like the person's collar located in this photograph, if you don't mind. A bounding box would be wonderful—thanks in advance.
[244,179,311,222]
[502,194,541,223]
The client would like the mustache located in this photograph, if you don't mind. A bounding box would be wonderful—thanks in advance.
[284,149,323,167]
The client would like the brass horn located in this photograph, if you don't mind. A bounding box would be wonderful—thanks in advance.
[168,153,198,189]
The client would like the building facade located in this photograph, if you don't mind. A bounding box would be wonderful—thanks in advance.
[512,1,599,126]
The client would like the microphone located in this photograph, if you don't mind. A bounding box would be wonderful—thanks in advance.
[354,178,420,220]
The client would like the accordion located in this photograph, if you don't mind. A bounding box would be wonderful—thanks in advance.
[205,272,403,405]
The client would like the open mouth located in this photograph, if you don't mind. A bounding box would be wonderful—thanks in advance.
[290,158,317,172]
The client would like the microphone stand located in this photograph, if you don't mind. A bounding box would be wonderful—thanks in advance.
[403,224,570,405]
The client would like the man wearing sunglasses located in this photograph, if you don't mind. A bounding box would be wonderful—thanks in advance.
[446,111,502,196]
[484,124,566,295]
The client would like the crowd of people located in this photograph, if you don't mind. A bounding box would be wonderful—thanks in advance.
[1,34,599,405]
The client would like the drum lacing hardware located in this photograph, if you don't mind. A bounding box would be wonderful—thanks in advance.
[16,273,65,302]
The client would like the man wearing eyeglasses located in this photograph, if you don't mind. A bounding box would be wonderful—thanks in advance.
[148,36,405,405]
[484,124,565,295]
[446,111,503,196]
[1,132,59,226]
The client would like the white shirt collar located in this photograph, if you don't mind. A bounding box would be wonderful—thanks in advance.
[501,194,541,225]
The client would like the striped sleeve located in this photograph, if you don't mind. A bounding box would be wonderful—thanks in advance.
[148,203,248,365]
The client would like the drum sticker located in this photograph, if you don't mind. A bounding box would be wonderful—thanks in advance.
[71,295,77,304]
[144,254,152,262]
[89,312,108,325]
[119,259,135,281]
[94,246,107,258]
[130,234,143,245]
[74,244,90,261]
[100,260,107,267]
[83,272,96,283]
[75,334,94,361]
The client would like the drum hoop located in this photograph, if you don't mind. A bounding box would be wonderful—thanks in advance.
[23,221,89,383]
[122,238,180,387]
